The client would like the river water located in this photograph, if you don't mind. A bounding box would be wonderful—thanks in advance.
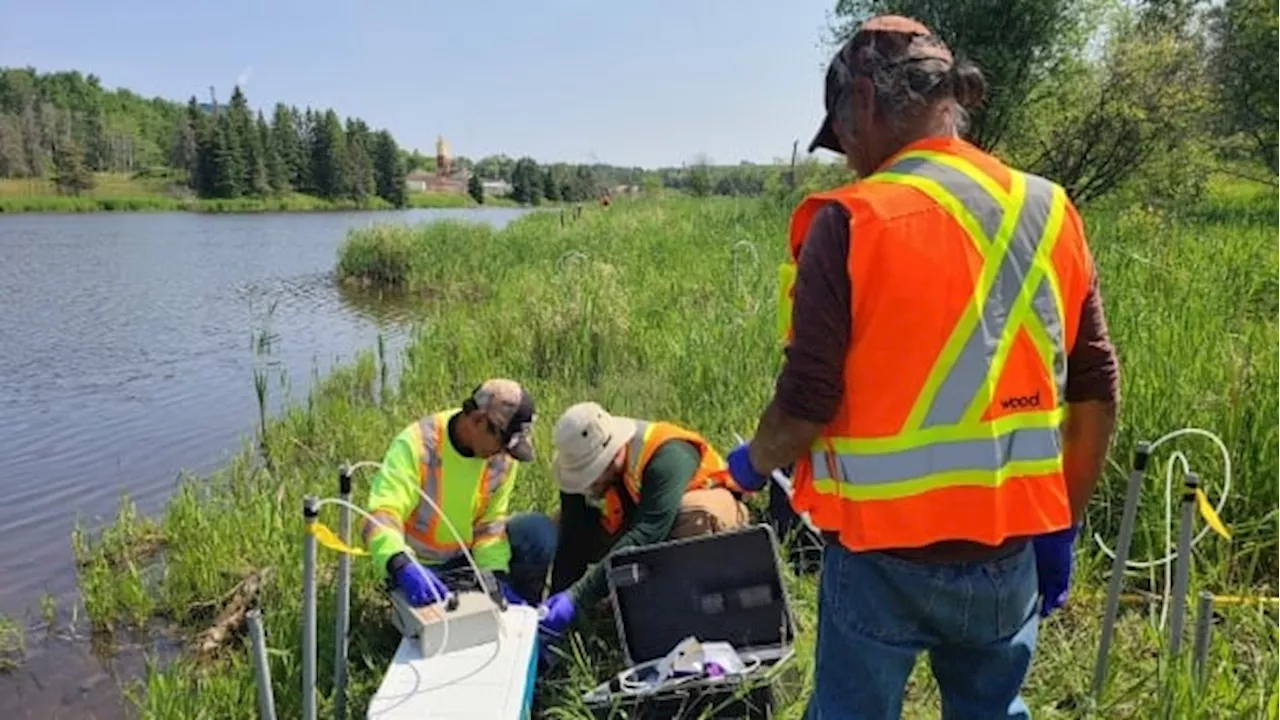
[0,207,528,717]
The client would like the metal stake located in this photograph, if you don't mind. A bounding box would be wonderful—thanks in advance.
[303,495,318,720]
[1191,590,1213,685]
[247,608,278,720]
[1168,472,1198,656]
[1092,441,1150,700]
[334,466,353,720]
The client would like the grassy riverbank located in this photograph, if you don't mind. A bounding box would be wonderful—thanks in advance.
[72,181,1278,718]
[0,173,512,213]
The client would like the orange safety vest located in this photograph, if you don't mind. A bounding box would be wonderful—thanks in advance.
[777,137,1094,552]
[598,420,739,534]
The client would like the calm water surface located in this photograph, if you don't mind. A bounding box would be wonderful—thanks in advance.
[0,207,528,716]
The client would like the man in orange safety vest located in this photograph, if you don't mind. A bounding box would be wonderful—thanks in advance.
[725,15,1120,719]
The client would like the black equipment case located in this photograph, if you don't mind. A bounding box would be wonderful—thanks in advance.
[581,524,797,719]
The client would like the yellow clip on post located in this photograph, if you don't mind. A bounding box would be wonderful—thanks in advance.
[309,521,370,556]
[1195,488,1231,540]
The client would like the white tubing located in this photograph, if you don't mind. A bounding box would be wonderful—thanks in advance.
[313,496,451,666]
[1090,428,1232,630]
[338,460,508,660]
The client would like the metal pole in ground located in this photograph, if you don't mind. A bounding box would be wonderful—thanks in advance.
[247,607,278,720]
[1191,590,1213,685]
[334,466,353,720]
[303,495,318,720]
[1091,441,1151,700]
[1168,472,1198,657]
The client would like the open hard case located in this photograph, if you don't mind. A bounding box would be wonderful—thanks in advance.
[581,523,797,719]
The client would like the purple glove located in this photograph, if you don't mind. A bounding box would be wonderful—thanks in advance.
[1033,524,1079,617]
[497,579,527,607]
[727,442,769,492]
[537,591,577,637]
[393,558,449,607]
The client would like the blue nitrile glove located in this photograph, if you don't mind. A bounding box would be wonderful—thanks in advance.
[727,442,769,492]
[392,556,449,607]
[497,579,527,607]
[1033,524,1080,617]
[537,591,577,637]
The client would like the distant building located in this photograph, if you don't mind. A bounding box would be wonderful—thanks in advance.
[401,134,478,193]
[481,180,512,197]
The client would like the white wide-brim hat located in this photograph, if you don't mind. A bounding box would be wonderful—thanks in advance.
[552,401,638,494]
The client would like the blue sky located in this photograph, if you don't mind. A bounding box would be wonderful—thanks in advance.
[0,0,844,168]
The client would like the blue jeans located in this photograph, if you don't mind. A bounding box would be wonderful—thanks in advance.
[504,511,557,604]
[434,511,556,605]
[804,541,1039,720]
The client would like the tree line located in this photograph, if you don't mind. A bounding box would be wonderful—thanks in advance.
[170,88,406,205]
[0,68,407,204]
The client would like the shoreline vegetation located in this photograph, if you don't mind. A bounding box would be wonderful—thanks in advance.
[63,178,1279,718]
[0,174,521,213]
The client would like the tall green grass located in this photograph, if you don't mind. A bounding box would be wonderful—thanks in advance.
[74,183,1278,718]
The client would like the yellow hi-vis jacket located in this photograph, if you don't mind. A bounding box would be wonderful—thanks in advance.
[361,409,518,575]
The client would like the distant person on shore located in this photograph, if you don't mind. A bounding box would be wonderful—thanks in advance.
[534,401,750,638]
[725,14,1119,718]
[360,379,557,607]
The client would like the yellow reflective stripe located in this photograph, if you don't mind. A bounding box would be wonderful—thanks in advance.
[960,183,1066,425]
[868,171,993,251]
[809,457,1063,502]
[777,261,797,342]
[821,408,1064,454]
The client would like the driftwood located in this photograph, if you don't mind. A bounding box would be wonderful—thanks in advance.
[191,567,274,659]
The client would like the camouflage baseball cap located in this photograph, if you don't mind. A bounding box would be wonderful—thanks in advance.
[809,15,955,154]
[469,378,536,461]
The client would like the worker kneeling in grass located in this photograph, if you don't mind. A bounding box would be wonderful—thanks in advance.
[536,401,750,637]
[360,379,558,609]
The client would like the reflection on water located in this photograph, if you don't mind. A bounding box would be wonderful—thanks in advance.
[0,206,527,718]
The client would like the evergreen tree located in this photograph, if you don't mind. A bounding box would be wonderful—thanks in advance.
[371,130,406,207]
[170,99,199,181]
[510,157,541,204]
[243,111,270,196]
[52,120,93,195]
[269,103,296,194]
[298,108,318,194]
[211,112,243,198]
[468,172,485,204]
[541,167,558,201]
[310,109,348,200]
[191,98,216,195]
[344,118,375,201]
[225,87,259,194]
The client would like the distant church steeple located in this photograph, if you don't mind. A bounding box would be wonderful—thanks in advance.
[435,135,451,177]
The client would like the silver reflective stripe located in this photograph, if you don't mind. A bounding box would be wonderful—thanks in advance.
[485,453,509,497]
[883,156,1066,428]
[409,415,442,538]
[473,520,506,539]
[811,427,1062,485]
[406,537,459,564]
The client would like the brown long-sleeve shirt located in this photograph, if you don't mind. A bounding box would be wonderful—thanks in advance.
[775,202,1120,426]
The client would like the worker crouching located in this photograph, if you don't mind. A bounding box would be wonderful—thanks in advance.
[360,379,557,609]
[727,15,1120,719]
[535,401,750,637]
